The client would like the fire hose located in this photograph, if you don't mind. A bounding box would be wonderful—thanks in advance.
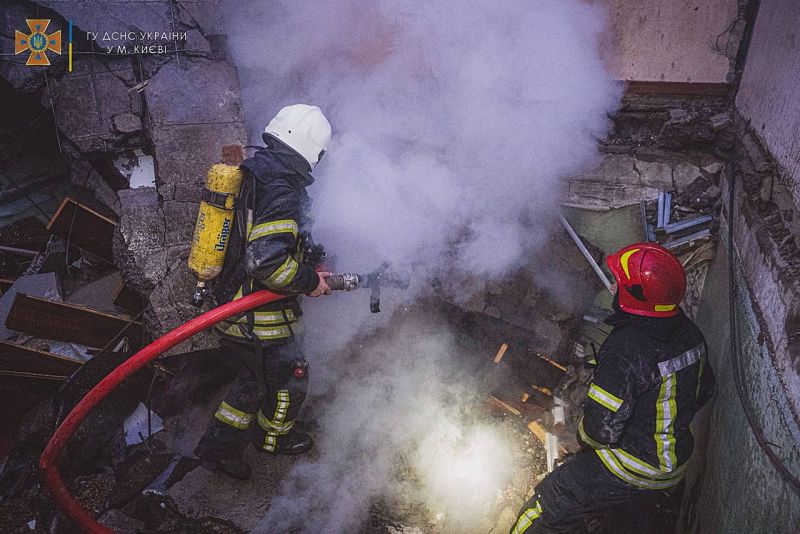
[39,269,409,533]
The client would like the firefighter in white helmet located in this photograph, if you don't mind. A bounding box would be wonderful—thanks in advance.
[194,104,333,480]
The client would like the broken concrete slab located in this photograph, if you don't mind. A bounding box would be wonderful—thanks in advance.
[49,58,141,152]
[634,159,673,189]
[146,60,245,128]
[149,122,247,200]
[574,154,640,185]
[564,180,662,210]
[700,155,724,175]
[673,161,703,189]
[115,187,166,289]
[0,273,61,339]
[111,113,142,135]
[709,112,732,131]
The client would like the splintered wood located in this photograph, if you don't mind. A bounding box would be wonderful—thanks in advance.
[0,340,82,380]
[530,384,553,396]
[48,198,117,261]
[5,293,142,348]
[488,395,521,417]
[531,349,568,372]
[493,343,509,364]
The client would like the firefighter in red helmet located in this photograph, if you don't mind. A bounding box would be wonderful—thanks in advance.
[510,242,715,534]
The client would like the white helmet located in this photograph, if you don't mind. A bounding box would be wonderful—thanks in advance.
[264,104,331,170]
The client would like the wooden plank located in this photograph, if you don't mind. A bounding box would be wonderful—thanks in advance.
[0,340,82,379]
[5,293,142,348]
[0,250,37,279]
[0,278,16,293]
[624,80,731,97]
[0,216,51,251]
[493,343,508,364]
[488,395,521,417]
[530,349,568,372]
[527,421,568,455]
[47,197,117,261]
[527,420,547,444]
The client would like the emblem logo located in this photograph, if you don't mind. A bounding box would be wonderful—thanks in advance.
[15,19,62,66]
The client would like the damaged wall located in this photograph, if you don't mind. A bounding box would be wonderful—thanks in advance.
[1,0,248,348]
[735,0,800,210]
[564,87,800,530]
[686,228,800,533]
[602,0,744,83]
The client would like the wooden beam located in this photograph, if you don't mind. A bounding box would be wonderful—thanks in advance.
[487,395,522,417]
[0,216,51,251]
[5,293,142,348]
[493,343,509,364]
[47,197,117,261]
[0,340,82,379]
[624,81,731,97]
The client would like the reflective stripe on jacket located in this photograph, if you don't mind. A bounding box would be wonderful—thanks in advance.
[579,308,715,488]
[214,147,319,344]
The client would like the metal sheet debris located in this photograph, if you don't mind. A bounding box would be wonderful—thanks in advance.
[124,402,164,446]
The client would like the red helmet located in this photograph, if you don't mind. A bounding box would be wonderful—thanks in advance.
[605,242,686,318]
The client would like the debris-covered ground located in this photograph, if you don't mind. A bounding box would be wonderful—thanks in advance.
[3,0,795,531]
[0,86,749,532]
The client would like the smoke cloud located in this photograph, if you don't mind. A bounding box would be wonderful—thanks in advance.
[222,0,621,531]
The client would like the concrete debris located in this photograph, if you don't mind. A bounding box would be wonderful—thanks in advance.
[700,155,724,175]
[668,108,691,123]
[111,113,143,135]
[673,162,703,189]
[709,112,732,131]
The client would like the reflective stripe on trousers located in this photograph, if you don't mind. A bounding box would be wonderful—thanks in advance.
[259,389,292,452]
[214,401,254,430]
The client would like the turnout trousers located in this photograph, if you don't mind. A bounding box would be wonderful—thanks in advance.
[510,451,673,534]
[196,338,309,455]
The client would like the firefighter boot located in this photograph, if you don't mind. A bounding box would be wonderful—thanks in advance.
[194,443,252,480]
[274,431,314,455]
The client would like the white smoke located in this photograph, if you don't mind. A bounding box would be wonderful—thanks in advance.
[228,0,620,278]
[222,0,621,531]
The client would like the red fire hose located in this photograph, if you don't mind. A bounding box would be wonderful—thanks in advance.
[39,289,287,533]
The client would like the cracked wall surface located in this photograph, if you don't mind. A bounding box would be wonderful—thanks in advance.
[736,0,800,213]
[1,0,246,349]
[602,0,744,83]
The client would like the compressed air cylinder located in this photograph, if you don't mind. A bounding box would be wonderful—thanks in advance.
[187,163,243,304]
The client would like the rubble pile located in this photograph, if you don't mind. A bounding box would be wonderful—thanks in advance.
[1,0,247,349]
[1,0,796,530]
